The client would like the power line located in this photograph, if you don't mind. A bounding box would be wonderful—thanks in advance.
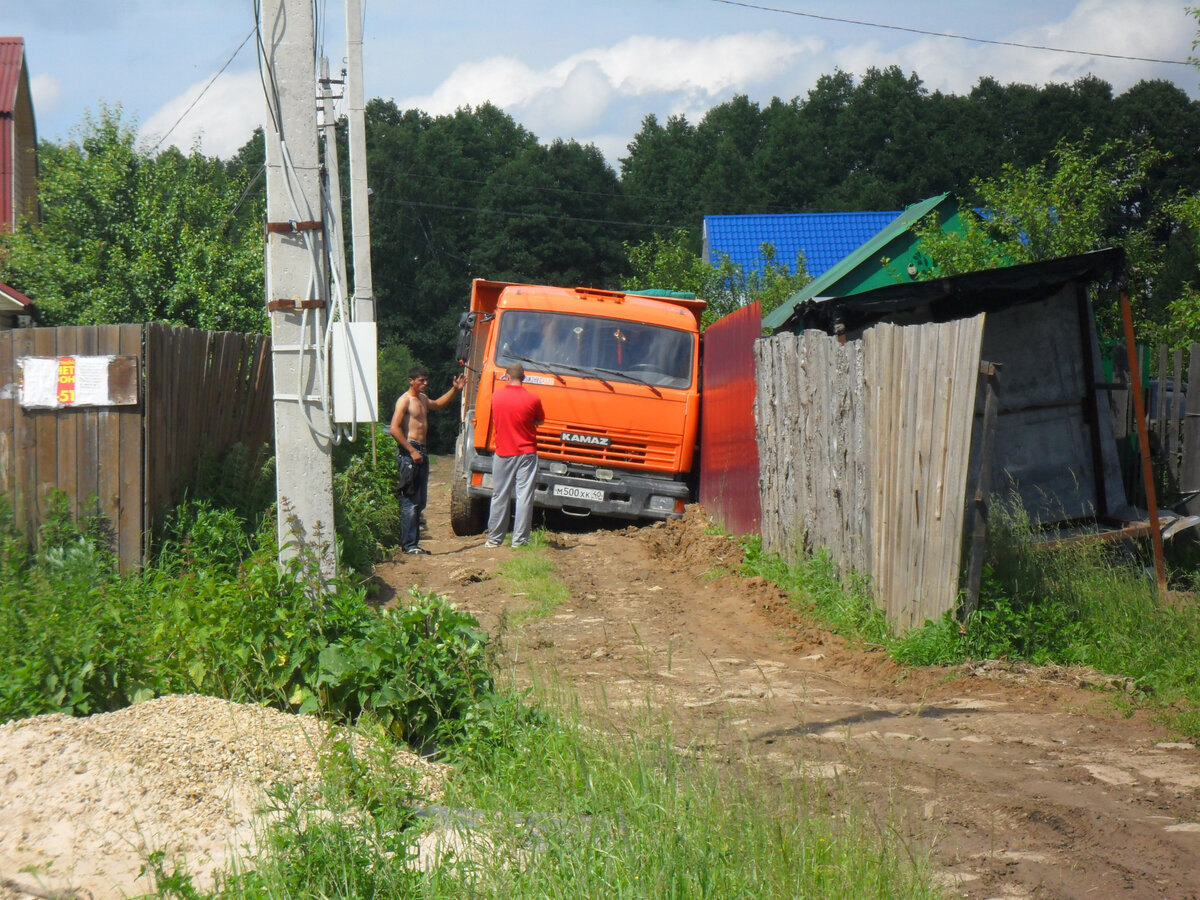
[149,25,257,154]
[708,0,1193,66]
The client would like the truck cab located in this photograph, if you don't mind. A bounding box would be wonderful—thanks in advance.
[451,280,704,535]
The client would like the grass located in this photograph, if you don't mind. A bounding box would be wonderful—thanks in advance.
[152,687,944,900]
[498,529,570,624]
[739,500,1200,737]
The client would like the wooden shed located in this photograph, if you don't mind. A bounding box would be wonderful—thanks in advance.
[756,248,1136,632]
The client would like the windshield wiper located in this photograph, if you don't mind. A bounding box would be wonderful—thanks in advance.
[504,354,614,390]
[593,367,662,397]
[506,354,566,384]
[540,359,613,390]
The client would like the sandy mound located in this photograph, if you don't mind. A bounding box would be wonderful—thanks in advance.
[0,695,444,900]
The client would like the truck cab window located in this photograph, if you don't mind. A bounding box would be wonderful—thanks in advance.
[495,311,694,389]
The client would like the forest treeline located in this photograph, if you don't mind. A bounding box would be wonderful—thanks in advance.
[4,65,1200,423]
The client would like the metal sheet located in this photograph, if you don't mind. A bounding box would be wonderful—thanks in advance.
[699,301,761,536]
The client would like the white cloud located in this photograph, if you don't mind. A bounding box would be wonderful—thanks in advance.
[138,70,264,159]
[398,31,817,128]
[29,73,61,115]
[887,0,1197,97]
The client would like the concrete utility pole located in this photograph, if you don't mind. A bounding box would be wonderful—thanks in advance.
[344,0,375,323]
[260,0,338,579]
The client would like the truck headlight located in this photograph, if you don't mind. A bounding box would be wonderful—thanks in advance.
[548,461,568,476]
[648,495,674,512]
[595,468,614,481]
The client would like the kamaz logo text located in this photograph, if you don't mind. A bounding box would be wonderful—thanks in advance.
[561,431,610,447]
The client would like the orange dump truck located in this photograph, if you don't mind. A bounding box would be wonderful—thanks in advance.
[450,279,705,535]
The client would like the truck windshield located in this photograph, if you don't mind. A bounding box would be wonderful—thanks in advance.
[495,311,695,390]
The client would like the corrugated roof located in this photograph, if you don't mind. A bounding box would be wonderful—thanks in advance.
[703,210,901,279]
[0,280,32,307]
[762,193,953,330]
[0,38,25,115]
[790,247,1125,336]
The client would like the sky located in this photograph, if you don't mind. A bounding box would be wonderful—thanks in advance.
[4,0,1199,168]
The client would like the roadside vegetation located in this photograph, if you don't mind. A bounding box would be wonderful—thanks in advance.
[741,501,1200,737]
[0,443,944,899]
[181,697,942,900]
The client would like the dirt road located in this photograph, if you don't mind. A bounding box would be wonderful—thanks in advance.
[376,456,1200,900]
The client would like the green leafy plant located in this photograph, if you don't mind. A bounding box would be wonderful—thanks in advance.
[331,424,400,573]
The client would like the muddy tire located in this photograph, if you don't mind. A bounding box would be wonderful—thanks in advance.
[450,474,487,536]
[450,431,487,535]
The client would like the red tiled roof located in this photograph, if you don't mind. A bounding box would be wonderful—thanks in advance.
[0,38,24,115]
[0,280,32,307]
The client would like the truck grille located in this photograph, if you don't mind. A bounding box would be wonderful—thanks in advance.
[537,427,678,469]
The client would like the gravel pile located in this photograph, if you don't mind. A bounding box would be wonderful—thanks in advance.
[0,695,445,900]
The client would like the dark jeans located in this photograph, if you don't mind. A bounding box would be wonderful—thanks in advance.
[399,442,429,551]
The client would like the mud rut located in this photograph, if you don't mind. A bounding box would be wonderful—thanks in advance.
[376,457,1200,899]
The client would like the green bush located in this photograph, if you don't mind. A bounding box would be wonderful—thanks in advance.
[0,492,494,750]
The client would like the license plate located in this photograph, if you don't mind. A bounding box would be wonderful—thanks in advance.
[553,484,604,502]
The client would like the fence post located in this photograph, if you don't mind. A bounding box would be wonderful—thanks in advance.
[1121,291,1167,595]
[1182,344,1200,515]
[962,360,1001,622]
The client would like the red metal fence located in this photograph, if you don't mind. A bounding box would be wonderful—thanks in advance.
[699,301,761,536]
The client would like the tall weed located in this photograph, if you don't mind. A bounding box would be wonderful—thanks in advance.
[332,425,400,573]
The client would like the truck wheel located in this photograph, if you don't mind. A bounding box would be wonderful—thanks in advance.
[450,474,487,536]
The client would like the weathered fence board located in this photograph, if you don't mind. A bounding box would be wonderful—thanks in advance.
[756,316,984,633]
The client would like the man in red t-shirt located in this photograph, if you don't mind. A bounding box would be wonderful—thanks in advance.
[485,363,545,548]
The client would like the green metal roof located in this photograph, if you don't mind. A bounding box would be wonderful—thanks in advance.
[762,192,955,331]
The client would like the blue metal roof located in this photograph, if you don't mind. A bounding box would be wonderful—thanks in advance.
[703,211,901,279]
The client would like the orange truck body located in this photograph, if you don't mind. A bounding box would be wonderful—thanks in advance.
[450,279,705,534]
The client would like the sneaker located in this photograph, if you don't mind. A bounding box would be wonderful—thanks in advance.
[405,547,431,555]
[483,540,502,549]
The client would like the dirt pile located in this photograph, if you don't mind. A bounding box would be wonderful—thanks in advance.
[0,695,443,900]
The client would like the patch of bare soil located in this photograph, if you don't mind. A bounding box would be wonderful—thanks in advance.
[376,456,1200,900]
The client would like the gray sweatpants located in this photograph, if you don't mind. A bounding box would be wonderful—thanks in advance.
[486,452,538,546]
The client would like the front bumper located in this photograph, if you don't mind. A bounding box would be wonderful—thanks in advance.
[466,455,689,520]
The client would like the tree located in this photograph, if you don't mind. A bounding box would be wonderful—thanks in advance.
[621,228,809,327]
[913,134,1163,276]
[1162,6,1200,344]
[0,106,266,331]
[470,138,630,287]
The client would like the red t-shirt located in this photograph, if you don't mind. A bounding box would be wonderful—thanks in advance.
[492,383,544,457]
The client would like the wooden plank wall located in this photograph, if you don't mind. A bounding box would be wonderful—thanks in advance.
[1106,342,1200,513]
[754,315,984,634]
[866,317,984,632]
[755,330,870,573]
[0,326,144,569]
[143,324,273,533]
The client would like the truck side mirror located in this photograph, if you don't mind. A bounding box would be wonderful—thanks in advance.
[454,312,477,365]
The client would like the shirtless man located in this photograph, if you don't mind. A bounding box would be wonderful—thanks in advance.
[389,365,466,555]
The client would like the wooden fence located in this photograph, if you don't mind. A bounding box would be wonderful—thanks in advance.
[755,316,985,632]
[1111,342,1200,513]
[0,324,272,570]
